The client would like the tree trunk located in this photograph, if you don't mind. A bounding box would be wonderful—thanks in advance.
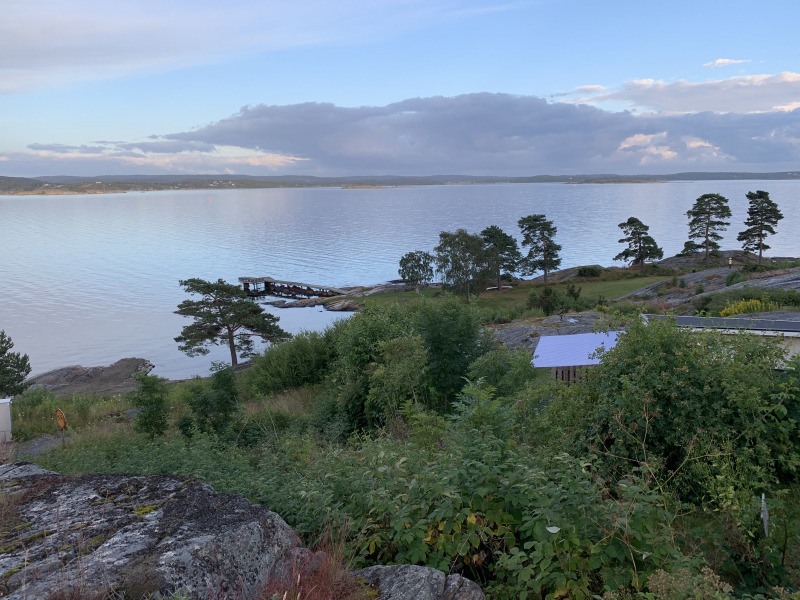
[227,329,238,366]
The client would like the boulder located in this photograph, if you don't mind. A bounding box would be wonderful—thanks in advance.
[355,565,485,600]
[0,463,309,599]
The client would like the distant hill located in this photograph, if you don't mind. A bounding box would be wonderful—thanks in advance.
[2,171,799,195]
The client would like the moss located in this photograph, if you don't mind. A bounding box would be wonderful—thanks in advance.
[13,522,33,532]
[133,504,160,517]
[78,534,107,556]
[2,562,27,581]
[0,528,56,553]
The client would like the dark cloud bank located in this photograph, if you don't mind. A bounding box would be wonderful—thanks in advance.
[162,93,800,175]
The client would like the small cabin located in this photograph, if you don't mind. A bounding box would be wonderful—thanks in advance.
[532,331,621,382]
[0,398,11,442]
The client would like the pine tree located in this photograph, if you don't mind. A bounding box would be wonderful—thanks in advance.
[518,214,561,282]
[614,217,663,268]
[480,225,521,291]
[686,193,732,267]
[737,190,783,264]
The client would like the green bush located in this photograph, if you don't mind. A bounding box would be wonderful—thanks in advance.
[577,266,602,278]
[570,318,796,500]
[725,270,748,286]
[252,431,686,598]
[466,347,538,398]
[131,373,170,438]
[246,330,334,397]
[527,286,565,315]
[179,363,241,437]
[694,287,800,315]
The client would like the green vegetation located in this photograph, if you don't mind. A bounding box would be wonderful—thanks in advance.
[738,190,784,264]
[686,193,732,267]
[27,314,800,599]
[518,214,562,282]
[131,373,169,438]
[398,250,434,293]
[481,225,521,292]
[614,216,664,267]
[695,287,800,316]
[0,330,31,398]
[434,229,492,298]
[175,278,289,366]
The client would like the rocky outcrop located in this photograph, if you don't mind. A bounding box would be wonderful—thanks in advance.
[492,312,606,351]
[26,358,154,397]
[0,464,485,600]
[0,463,309,599]
[355,565,485,600]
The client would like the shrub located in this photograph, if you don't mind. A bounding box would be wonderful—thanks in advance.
[180,363,241,437]
[695,282,705,294]
[573,318,796,501]
[694,287,800,315]
[719,297,779,317]
[466,347,538,398]
[527,286,565,315]
[726,270,748,286]
[131,373,169,438]
[577,266,602,278]
[246,330,334,398]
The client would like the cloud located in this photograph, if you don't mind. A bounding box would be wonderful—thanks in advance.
[575,85,607,94]
[0,0,520,95]
[5,92,799,177]
[158,93,800,175]
[704,58,750,68]
[583,72,800,114]
[5,143,306,176]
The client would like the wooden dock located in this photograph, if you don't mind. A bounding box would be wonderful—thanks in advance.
[239,276,349,299]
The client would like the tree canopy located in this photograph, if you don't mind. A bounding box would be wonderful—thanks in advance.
[517,214,561,282]
[398,250,434,293]
[686,193,732,267]
[737,190,784,264]
[434,229,491,298]
[480,225,520,292]
[613,216,663,267]
[0,330,31,397]
[175,278,289,366]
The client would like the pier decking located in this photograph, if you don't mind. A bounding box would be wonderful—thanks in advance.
[239,276,349,299]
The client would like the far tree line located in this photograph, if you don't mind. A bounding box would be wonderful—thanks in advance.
[399,189,785,296]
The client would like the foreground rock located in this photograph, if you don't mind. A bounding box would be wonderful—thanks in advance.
[0,464,485,600]
[356,565,484,600]
[0,463,307,599]
[26,358,154,397]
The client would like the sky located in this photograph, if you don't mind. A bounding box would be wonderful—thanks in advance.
[2,0,799,177]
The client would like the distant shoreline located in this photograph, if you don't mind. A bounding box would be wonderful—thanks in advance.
[2,171,799,196]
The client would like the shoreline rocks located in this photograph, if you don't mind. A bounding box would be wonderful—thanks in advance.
[25,358,154,397]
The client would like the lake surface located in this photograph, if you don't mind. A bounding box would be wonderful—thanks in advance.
[2,181,799,379]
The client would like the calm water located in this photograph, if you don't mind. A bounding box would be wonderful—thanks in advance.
[2,181,798,379]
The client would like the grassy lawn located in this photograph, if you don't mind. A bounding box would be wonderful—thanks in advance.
[332,275,671,312]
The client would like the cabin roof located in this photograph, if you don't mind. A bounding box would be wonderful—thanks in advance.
[532,331,621,368]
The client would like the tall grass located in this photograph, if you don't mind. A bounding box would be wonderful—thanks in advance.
[11,388,133,441]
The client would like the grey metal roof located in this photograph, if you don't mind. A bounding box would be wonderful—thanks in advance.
[645,314,800,333]
[532,331,622,368]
